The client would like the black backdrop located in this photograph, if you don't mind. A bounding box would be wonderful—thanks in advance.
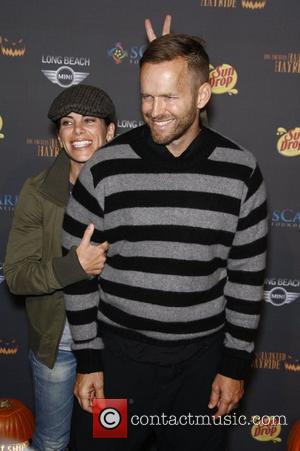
[1,1,300,449]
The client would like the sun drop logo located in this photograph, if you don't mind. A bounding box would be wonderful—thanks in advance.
[276,127,300,157]
[251,416,282,443]
[209,64,238,95]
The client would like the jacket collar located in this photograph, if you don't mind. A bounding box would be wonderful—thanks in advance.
[39,150,70,207]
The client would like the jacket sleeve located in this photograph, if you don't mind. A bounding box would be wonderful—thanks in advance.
[220,163,268,380]
[63,160,105,373]
[4,178,87,296]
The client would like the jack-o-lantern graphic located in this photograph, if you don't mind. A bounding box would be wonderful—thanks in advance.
[0,339,18,355]
[241,0,267,9]
[285,355,300,372]
[0,36,26,57]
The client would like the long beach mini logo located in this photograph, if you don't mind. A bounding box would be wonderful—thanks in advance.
[41,54,90,87]
[264,278,300,307]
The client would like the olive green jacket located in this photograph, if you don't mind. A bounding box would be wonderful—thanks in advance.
[4,151,88,368]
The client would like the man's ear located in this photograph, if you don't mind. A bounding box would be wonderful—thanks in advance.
[197,82,212,110]
[106,122,116,142]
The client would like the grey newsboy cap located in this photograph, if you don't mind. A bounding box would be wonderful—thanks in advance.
[48,84,116,124]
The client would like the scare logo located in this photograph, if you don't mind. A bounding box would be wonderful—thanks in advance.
[107,42,128,64]
[0,338,18,355]
[276,127,300,157]
[241,0,266,8]
[0,36,25,57]
[209,64,238,95]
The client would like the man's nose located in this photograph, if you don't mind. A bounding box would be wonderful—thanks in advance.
[151,98,165,118]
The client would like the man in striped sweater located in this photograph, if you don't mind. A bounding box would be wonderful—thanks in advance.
[63,33,267,450]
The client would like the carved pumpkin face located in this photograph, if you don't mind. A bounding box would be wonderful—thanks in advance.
[0,339,18,355]
[0,399,34,443]
[0,36,26,57]
[241,0,267,9]
[284,355,300,372]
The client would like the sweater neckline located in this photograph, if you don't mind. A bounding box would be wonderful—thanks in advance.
[129,125,217,169]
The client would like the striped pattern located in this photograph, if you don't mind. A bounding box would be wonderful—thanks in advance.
[63,126,267,376]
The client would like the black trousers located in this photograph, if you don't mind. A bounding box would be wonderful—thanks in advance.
[70,331,228,451]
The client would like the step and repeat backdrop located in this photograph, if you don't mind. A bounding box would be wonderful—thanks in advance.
[0,1,299,449]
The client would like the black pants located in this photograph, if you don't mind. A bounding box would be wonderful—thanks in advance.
[70,331,228,451]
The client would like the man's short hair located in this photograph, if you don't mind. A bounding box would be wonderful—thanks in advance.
[140,33,209,83]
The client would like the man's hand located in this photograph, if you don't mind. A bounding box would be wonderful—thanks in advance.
[76,224,108,275]
[208,374,244,417]
[145,15,172,42]
[74,372,104,413]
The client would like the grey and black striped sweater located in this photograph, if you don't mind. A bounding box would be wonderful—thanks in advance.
[63,125,267,380]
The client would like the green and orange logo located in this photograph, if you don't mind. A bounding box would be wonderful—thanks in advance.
[277,127,300,157]
[209,64,238,95]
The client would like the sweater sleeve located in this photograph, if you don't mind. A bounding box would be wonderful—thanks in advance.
[63,160,105,373]
[4,178,87,296]
[220,163,268,380]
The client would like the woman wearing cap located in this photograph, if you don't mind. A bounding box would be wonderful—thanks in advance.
[4,16,172,451]
[4,84,116,450]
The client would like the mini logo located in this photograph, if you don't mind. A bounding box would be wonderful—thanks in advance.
[0,36,26,57]
[93,399,127,438]
[251,416,282,443]
[209,64,238,95]
[265,287,299,307]
[107,42,128,64]
[0,115,4,139]
[42,66,89,87]
[276,127,300,157]
[0,194,18,212]
[26,137,60,157]
[0,338,18,355]
[241,0,266,9]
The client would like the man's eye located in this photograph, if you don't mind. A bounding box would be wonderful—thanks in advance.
[85,117,96,123]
